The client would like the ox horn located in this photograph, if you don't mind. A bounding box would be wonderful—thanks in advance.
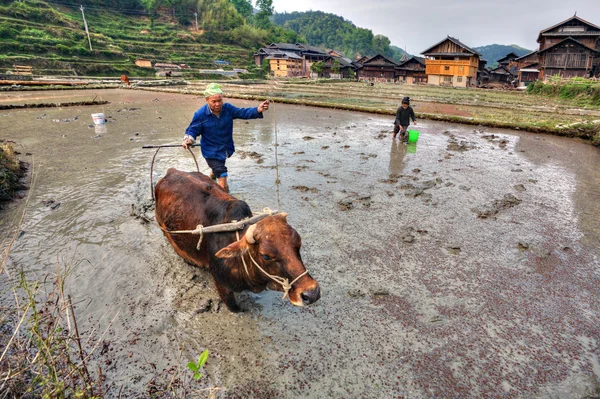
[245,224,257,244]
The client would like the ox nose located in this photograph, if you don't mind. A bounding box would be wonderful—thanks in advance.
[300,285,321,305]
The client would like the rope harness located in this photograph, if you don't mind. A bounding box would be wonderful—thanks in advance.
[157,208,308,299]
[235,230,308,300]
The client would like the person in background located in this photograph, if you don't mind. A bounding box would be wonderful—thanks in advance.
[182,83,269,192]
[393,96,417,143]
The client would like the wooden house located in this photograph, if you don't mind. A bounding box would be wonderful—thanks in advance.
[355,54,398,82]
[265,51,303,78]
[536,15,600,79]
[395,56,427,84]
[256,43,328,77]
[497,52,519,75]
[322,56,357,79]
[515,51,540,86]
[421,36,481,87]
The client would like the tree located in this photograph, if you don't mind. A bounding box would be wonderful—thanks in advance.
[310,61,325,77]
[229,0,252,19]
[331,59,340,76]
[261,58,271,76]
[254,0,273,29]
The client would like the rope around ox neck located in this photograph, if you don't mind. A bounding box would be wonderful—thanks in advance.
[236,231,308,300]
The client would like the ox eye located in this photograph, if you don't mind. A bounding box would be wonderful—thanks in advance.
[260,254,273,261]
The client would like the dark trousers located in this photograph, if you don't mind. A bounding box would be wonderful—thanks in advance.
[205,158,228,178]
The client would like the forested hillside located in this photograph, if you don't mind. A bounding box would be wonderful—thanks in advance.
[0,0,297,77]
[272,11,408,62]
[474,44,532,67]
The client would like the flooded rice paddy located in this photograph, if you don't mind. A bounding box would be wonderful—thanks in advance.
[1,89,600,398]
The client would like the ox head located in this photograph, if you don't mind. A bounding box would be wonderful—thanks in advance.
[215,214,320,307]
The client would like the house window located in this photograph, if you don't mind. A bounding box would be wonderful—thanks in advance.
[457,76,463,82]
[444,66,450,71]
[444,76,452,82]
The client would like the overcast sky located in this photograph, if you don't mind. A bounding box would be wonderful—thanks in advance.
[271,0,599,54]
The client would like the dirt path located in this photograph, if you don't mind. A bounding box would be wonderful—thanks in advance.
[1,89,600,398]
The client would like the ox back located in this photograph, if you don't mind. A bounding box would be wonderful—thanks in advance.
[155,168,251,269]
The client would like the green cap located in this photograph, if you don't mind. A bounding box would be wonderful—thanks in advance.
[203,83,223,97]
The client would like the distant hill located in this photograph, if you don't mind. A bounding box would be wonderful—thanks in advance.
[474,44,533,68]
[272,11,408,62]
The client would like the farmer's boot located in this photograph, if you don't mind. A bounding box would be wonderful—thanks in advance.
[217,177,229,193]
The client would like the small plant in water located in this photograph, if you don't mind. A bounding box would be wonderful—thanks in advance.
[187,349,209,380]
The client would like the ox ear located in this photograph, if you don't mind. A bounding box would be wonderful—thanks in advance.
[215,239,248,259]
[277,212,288,223]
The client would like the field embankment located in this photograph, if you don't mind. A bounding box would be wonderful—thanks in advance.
[138,80,600,146]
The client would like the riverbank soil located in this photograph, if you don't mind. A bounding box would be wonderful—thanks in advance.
[1,89,599,398]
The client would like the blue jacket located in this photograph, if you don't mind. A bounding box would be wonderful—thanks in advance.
[184,103,263,161]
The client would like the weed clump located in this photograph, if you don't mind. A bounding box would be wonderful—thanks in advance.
[527,79,600,107]
[0,141,26,201]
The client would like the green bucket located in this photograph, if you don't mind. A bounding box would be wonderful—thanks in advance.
[407,130,420,143]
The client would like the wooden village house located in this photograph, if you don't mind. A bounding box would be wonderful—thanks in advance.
[421,36,482,87]
[254,43,328,77]
[536,15,600,80]
[395,56,427,84]
[515,51,540,86]
[265,51,303,78]
[489,52,519,84]
[355,54,398,82]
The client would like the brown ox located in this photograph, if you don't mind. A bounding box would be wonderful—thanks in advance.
[155,168,320,312]
[120,75,130,86]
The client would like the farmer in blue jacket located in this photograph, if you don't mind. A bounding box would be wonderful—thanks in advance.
[182,83,269,192]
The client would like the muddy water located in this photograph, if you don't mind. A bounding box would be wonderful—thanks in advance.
[1,89,600,398]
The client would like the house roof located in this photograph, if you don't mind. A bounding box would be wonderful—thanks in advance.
[537,15,600,42]
[421,36,481,56]
[537,36,600,54]
[296,43,327,54]
[254,48,279,56]
[268,43,301,51]
[515,51,538,61]
[490,66,510,75]
[497,52,519,63]
[266,51,302,60]
[360,53,398,66]
[332,56,355,68]
[154,63,179,69]
[396,56,425,69]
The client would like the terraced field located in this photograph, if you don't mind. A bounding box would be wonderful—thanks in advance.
[0,0,260,77]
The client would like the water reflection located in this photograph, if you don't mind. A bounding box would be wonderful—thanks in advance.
[388,140,407,175]
[94,124,107,135]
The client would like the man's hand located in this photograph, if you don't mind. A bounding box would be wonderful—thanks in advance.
[258,100,270,113]
[413,121,417,126]
[182,138,194,149]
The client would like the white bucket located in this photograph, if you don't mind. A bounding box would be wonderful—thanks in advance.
[91,113,105,125]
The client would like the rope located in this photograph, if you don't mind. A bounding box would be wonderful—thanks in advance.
[272,100,281,211]
[236,231,308,300]
[149,146,200,200]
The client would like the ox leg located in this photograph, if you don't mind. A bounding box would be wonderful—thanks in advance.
[215,283,242,312]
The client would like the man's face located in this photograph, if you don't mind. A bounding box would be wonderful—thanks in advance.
[206,94,223,114]
[402,103,408,109]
